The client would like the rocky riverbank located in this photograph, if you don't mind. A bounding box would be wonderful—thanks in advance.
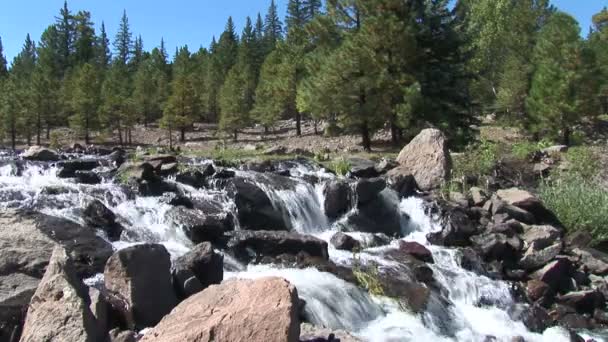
[0,129,607,342]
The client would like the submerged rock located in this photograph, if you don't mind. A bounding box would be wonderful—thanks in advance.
[83,200,123,241]
[300,323,361,342]
[104,244,178,330]
[395,129,451,191]
[166,206,233,244]
[330,232,361,252]
[323,180,353,220]
[19,247,103,342]
[139,277,300,342]
[172,242,223,299]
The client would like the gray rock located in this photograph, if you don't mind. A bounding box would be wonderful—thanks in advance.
[330,232,361,252]
[521,225,561,250]
[0,273,39,340]
[469,187,487,206]
[519,242,562,270]
[572,248,608,275]
[21,146,59,161]
[299,323,362,342]
[355,178,386,205]
[173,242,223,299]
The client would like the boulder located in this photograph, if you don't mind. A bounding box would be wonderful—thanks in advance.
[564,231,594,249]
[355,178,386,205]
[175,170,206,189]
[172,242,223,299]
[395,129,451,191]
[88,287,109,336]
[117,162,157,183]
[330,232,361,252]
[398,241,434,263]
[21,146,59,161]
[513,304,552,333]
[323,180,353,219]
[541,145,568,156]
[427,204,478,247]
[496,188,558,224]
[74,171,102,185]
[519,242,562,270]
[104,244,178,329]
[531,258,573,293]
[0,273,39,341]
[19,247,102,342]
[139,277,300,342]
[0,210,113,278]
[166,206,233,244]
[227,230,328,264]
[491,197,535,224]
[346,189,404,236]
[109,329,138,342]
[526,279,552,302]
[557,290,605,314]
[83,200,123,241]
[57,160,99,178]
[374,159,398,175]
[300,323,362,342]
[158,163,178,176]
[223,177,290,231]
[386,166,417,198]
[471,233,521,261]
[348,158,379,178]
[521,225,561,250]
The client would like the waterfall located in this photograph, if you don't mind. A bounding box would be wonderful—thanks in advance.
[0,157,604,342]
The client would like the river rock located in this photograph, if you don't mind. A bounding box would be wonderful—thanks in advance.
[299,323,361,342]
[175,170,206,188]
[109,329,138,342]
[166,206,233,244]
[514,304,552,333]
[0,210,113,278]
[471,233,521,261]
[470,187,487,206]
[223,177,290,231]
[386,166,417,198]
[491,197,535,224]
[572,248,608,275]
[355,178,386,204]
[21,146,59,162]
[83,200,123,241]
[0,273,39,341]
[521,225,561,250]
[428,204,478,247]
[74,170,102,184]
[104,244,178,330]
[172,242,223,299]
[526,279,552,302]
[564,231,594,249]
[556,290,605,314]
[19,247,102,342]
[496,188,558,224]
[139,277,300,342]
[346,189,404,236]
[227,230,328,264]
[398,241,434,263]
[330,232,361,252]
[395,129,451,191]
[323,180,352,219]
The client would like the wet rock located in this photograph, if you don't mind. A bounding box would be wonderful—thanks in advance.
[0,210,113,278]
[526,279,552,302]
[117,162,158,183]
[227,230,328,264]
[158,162,178,176]
[348,157,379,178]
[104,244,178,330]
[513,304,552,333]
[74,170,102,184]
[223,177,290,231]
[374,159,398,175]
[386,166,417,198]
[83,200,123,241]
[346,189,404,236]
[330,232,361,252]
[214,168,236,179]
[57,160,99,178]
[172,242,223,299]
[0,273,39,341]
[166,194,194,209]
[519,242,562,270]
[166,206,233,244]
[521,225,561,250]
[471,233,521,261]
[323,180,353,220]
[571,248,608,275]
[551,305,591,330]
[470,187,487,206]
[139,277,300,342]
[369,233,392,248]
[398,241,434,263]
[459,247,488,275]
[377,270,430,313]
[531,258,573,293]
[109,329,137,342]
[355,178,386,205]
[19,247,103,342]
[21,146,59,161]
[556,290,605,314]
[108,150,126,167]
[395,128,451,191]
[300,323,361,341]
[175,170,206,188]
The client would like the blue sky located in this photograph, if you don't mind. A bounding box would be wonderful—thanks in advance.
[0,0,604,63]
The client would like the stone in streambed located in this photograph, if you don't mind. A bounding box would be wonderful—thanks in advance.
[172,242,223,299]
[330,232,361,252]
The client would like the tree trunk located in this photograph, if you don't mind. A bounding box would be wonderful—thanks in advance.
[46,125,50,140]
[295,111,302,136]
[180,127,185,142]
[562,127,571,146]
[168,126,173,150]
[390,115,399,146]
[264,126,269,134]
[117,124,123,146]
[314,120,319,135]
[361,122,371,152]
[85,114,90,146]
[11,125,16,151]
[36,112,41,146]
[233,130,238,142]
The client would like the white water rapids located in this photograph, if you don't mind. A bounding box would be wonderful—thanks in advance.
[0,157,603,342]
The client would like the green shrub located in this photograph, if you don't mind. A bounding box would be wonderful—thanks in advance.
[49,131,62,149]
[331,157,351,176]
[452,139,500,179]
[510,139,553,161]
[352,251,384,296]
[564,146,599,180]
[540,176,608,242]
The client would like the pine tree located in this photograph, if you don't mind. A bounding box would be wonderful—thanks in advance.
[114,10,133,65]
[252,50,288,130]
[55,0,74,75]
[162,73,197,147]
[0,77,21,149]
[97,22,112,69]
[264,0,283,51]
[219,66,249,141]
[100,63,131,144]
[216,17,239,74]
[590,8,608,113]
[73,11,96,65]
[131,35,145,70]
[526,12,582,145]
[287,0,306,32]
[11,34,38,146]
[69,63,100,144]
[0,37,7,78]
[302,0,323,21]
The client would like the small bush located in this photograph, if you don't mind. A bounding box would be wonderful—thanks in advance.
[452,139,500,179]
[331,157,351,176]
[49,131,62,149]
[352,251,384,296]
[510,139,553,161]
[564,146,599,180]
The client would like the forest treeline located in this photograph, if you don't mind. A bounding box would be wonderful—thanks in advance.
[0,0,607,150]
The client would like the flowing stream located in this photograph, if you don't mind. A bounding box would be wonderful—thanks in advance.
[0,156,603,342]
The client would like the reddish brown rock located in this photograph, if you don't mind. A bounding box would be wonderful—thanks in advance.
[140,277,300,342]
[398,241,434,263]
[526,279,551,302]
